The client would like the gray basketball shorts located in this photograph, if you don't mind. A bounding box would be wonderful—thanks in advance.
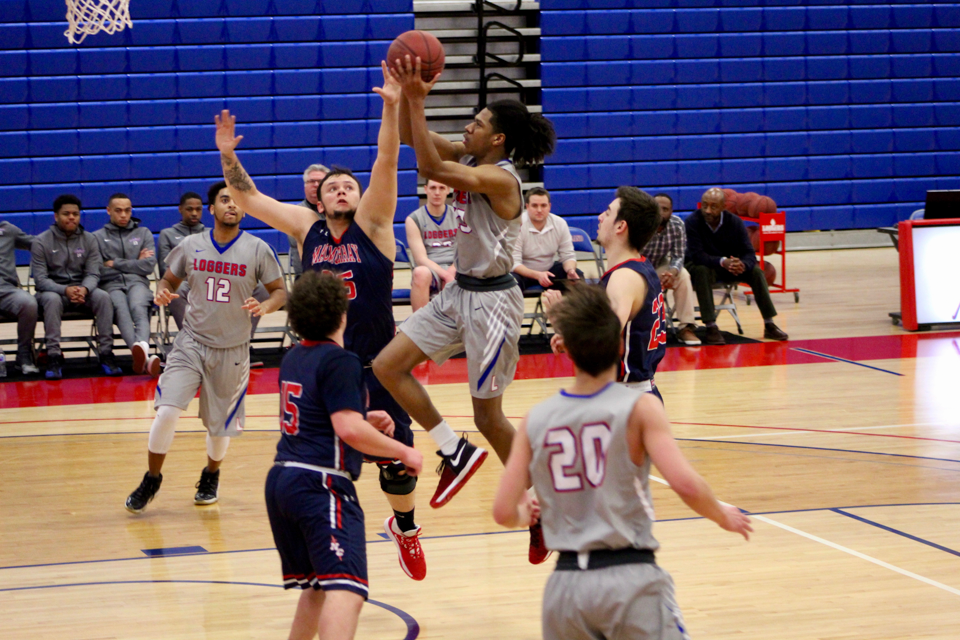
[154,330,250,437]
[542,563,690,640]
[399,281,523,399]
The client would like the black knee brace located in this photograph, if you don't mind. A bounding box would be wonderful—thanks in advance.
[378,460,417,495]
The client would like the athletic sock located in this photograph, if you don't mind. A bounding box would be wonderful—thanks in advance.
[429,420,459,456]
[394,508,417,534]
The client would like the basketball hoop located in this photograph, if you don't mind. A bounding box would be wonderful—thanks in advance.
[64,0,132,45]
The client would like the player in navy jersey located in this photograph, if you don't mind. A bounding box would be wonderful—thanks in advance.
[267,271,422,640]
[546,187,666,395]
[216,65,429,580]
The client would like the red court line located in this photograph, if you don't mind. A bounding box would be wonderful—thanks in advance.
[673,421,960,445]
[2,331,957,410]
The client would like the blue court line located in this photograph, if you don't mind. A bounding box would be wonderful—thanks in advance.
[831,508,960,559]
[0,580,419,640]
[678,438,960,465]
[4,502,960,573]
[790,348,904,376]
[142,546,207,557]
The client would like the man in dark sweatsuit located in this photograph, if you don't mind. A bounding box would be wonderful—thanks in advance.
[93,193,158,375]
[0,219,38,374]
[157,192,206,331]
[32,194,121,379]
[685,187,788,345]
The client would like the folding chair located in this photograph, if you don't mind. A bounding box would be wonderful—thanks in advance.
[568,226,605,282]
[694,282,743,335]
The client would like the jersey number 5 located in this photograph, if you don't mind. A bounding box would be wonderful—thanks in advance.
[544,423,612,492]
[322,269,357,300]
[648,292,668,350]
[280,381,303,436]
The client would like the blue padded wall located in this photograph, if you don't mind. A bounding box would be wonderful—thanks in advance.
[540,1,960,232]
[0,0,415,262]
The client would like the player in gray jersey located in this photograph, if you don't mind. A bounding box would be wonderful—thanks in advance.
[405,179,458,311]
[124,181,286,514]
[494,285,751,640]
[375,58,557,531]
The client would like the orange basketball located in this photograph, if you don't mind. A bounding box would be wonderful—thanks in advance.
[387,30,446,82]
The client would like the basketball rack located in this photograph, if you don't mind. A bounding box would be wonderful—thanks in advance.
[740,211,801,304]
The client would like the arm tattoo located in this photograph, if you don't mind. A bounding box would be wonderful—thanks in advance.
[222,154,254,192]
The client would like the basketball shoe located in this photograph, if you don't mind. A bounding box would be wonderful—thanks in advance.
[528,521,552,565]
[194,468,220,505]
[131,341,149,374]
[384,516,426,581]
[430,436,488,508]
[125,472,162,513]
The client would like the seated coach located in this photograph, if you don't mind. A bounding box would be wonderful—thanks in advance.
[685,188,788,345]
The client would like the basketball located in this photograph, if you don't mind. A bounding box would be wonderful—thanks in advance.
[387,30,446,82]
[763,259,777,286]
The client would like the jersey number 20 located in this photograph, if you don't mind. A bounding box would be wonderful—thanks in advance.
[280,381,303,436]
[544,422,612,491]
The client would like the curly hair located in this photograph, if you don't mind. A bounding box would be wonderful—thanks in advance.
[486,100,557,167]
[286,271,350,342]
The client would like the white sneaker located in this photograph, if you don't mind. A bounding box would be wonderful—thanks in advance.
[20,361,40,375]
[145,355,162,378]
[131,341,150,374]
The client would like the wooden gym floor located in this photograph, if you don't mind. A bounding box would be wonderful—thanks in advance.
[1,246,959,639]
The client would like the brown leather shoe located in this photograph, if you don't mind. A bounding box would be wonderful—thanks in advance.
[763,323,789,341]
[703,325,725,345]
[677,325,701,346]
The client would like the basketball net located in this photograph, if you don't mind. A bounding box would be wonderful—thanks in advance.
[64,0,132,44]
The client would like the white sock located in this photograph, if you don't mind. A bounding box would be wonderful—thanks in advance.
[147,405,182,454]
[429,420,459,455]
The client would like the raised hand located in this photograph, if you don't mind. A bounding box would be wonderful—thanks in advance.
[387,54,440,102]
[373,61,402,106]
[214,109,244,155]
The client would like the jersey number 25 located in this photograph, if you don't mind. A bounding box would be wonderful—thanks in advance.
[648,292,668,350]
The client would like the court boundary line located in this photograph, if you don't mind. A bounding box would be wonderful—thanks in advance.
[655,476,960,598]
[831,508,960,558]
[2,502,958,574]
[789,347,905,376]
[0,580,419,640]
[677,438,960,465]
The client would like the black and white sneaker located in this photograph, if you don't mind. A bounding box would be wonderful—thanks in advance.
[429,436,488,508]
[125,472,162,513]
[194,468,220,505]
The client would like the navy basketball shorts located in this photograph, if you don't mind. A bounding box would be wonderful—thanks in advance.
[264,465,368,599]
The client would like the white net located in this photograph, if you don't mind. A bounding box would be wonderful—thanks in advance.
[64,0,132,45]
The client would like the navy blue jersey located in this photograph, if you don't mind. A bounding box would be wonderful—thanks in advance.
[600,258,666,383]
[275,340,366,480]
[301,219,395,365]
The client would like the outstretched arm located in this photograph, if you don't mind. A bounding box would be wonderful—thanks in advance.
[630,393,752,540]
[355,62,401,240]
[391,58,520,220]
[216,110,320,244]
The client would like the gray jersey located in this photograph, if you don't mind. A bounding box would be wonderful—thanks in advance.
[528,383,659,553]
[0,221,35,290]
[408,204,458,266]
[166,230,283,349]
[450,156,523,278]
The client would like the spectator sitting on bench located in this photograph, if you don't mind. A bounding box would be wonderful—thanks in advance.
[0,217,39,375]
[511,187,582,291]
[94,193,160,376]
[685,188,788,345]
[32,194,121,379]
[158,192,206,332]
[642,193,701,346]
[405,179,458,311]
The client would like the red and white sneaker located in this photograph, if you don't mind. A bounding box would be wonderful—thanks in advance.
[528,520,552,565]
[429,436,488,508]
[145,355,162,378]
[384,516,426,581]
